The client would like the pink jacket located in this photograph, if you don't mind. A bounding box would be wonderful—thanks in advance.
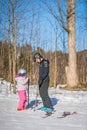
[15,75,29,91]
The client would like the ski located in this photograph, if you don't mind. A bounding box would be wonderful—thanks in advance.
[57,111,77,119]
[42,111,77,119]
[41,112,53,118]
[41,109,56,118]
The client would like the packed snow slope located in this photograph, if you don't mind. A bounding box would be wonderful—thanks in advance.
[0,80,87,130]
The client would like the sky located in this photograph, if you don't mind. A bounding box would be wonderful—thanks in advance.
[75,0,87,51]
[0,0,87,52]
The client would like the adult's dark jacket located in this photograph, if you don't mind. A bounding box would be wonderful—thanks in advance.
[38,59,49,87]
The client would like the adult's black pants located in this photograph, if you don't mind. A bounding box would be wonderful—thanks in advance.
[39,79,52,108]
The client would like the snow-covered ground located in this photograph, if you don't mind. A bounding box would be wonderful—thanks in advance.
[0,80,87,130]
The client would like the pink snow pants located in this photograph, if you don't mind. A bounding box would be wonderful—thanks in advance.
[18,90,27,109]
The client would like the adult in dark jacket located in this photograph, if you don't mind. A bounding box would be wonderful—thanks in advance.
[33,52,53,109]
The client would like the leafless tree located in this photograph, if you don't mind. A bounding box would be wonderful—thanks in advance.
[41,0,79,88]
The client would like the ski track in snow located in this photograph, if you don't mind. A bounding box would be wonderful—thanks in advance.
[0,83,87,130]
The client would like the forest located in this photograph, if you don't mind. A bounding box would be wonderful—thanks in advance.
[0,0,87,91]
[0,41,87,89]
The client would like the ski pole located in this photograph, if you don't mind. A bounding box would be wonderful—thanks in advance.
[34,95,38,111]
[27,78,29,107]
[34,85,39,111]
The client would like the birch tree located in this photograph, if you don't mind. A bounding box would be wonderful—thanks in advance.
[57,0,79,88]
[42,0,79,88]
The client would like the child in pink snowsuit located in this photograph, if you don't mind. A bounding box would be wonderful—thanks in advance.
[15,69,29,111]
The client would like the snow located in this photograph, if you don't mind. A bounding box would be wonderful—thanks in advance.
[0,80,87,130]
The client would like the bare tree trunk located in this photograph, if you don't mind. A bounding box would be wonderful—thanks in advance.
[66,0,79,88]
[12,0,17,93]
[8,0,12,82]
[54,26,58,88]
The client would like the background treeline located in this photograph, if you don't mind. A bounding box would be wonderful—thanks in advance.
[0,0,87,91]
[0,41,87,88]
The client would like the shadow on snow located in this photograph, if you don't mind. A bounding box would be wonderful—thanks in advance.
[26,98,59,109]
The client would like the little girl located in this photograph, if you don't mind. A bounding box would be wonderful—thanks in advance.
[15,68,29,111]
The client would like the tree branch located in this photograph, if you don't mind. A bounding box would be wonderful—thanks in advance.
[57,0,69,32]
